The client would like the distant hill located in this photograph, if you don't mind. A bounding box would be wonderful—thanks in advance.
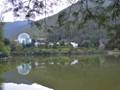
[3,20,47,40]
[4,21,29,36]
[33,0,109,43]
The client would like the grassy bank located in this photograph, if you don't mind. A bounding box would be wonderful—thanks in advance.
[11,46,104,57]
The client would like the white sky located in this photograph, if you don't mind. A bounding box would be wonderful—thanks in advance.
[0,0,79,22]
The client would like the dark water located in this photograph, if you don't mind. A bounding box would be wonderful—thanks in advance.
[0,55,120,90]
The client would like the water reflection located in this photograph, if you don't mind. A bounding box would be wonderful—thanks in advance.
[98,55,106,67]
[71,59,78,65]
[48,62,54,65]
[1,83,53,90]
[0,55,120,90]
[34,62,39,66]
[17,63,31,75]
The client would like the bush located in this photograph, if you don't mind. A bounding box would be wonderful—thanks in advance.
[81,40,91,48]
[113,48,119,52]
[59,40,65,46]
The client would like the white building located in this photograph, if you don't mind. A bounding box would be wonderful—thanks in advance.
[70,42,78,48]
[34,41,40,47]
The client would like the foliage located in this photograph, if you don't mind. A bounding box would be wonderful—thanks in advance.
[0,41,11,56]
[72,12,79,17]
[77,22,85,30]
[113,48,119,52]
[97,13,108,27]
[0,23,11,57]
[0,22,4,41]
[10,42,23,51]
[80,40,91,48]
[3,38,11,46]
[1,0,77,20]
[98,43,105,51]
[57,11,66,27]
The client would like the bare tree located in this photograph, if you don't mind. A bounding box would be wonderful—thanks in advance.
[0,0,78,20]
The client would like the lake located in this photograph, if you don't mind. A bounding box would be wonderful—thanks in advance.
[0,55,120,90]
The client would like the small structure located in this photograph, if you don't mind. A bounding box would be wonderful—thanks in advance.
[34,40,40,47]
[17,33,32,45]
[70,42,78,48]
[35,38,46,46]
[48,42,54,46]
[56,42,60,45]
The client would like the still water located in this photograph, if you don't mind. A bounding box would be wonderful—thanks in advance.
[0,55,120,90]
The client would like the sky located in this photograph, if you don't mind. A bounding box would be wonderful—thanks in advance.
[0,0,79,22]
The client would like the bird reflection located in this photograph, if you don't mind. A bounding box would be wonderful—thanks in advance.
[71,59,78,65]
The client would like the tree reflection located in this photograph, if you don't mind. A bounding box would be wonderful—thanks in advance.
[98,55,106,67]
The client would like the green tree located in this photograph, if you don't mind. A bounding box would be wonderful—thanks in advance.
[0,41,11,56]
[0,22,4,41]
[3,38,11,46]
[0,23,11,57]
[99,43,105,51]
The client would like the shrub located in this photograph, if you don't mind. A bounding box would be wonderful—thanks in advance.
[113,48,119,52]
[81,40,91,48]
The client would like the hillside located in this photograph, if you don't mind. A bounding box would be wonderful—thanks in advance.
[32,0,112,45]
[4,21,29,36]
[4,0,120,48]
[4,21,47,40]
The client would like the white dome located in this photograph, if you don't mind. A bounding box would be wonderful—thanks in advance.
[17,33,31,44]
[18,33,30,40]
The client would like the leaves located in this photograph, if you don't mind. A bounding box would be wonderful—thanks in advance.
[96,13,108,27]
[57,11,66,27]
[106,1,120,20]
[72,12,79,17]
[77,22,85,30]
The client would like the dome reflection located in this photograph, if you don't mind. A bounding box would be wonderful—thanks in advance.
[17,63,31,75]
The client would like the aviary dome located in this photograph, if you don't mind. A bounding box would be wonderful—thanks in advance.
[18,33,30,40]
[17,33,31,44]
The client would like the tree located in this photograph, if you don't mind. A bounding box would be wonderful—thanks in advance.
[0,41,11,56]
[0,0,77,20]
[0,23,11,57]
[3,38,11,46]
[0,22,4,41]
